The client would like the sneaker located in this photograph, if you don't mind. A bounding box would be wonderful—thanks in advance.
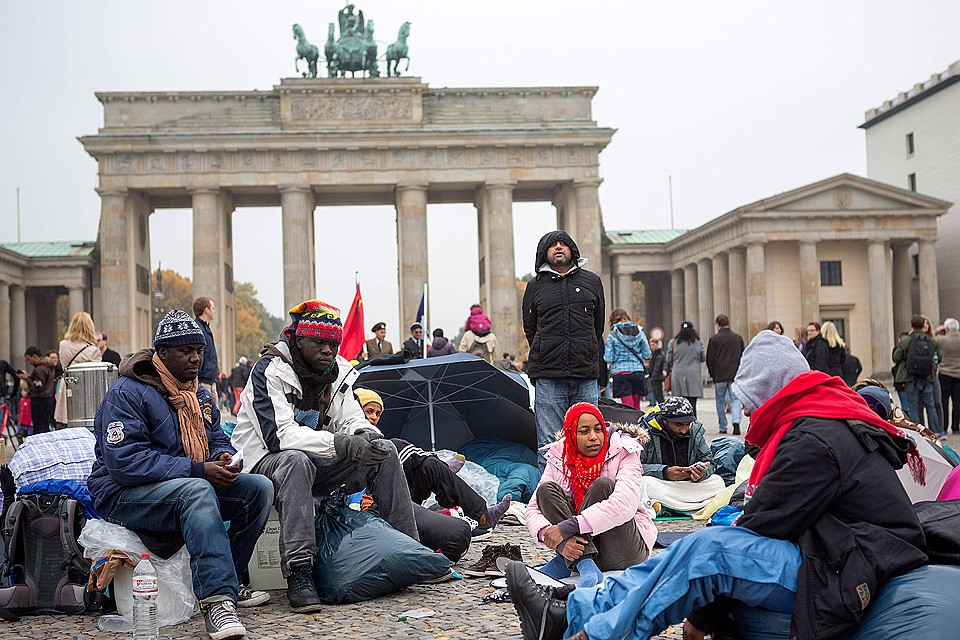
[471,526,493,541]
[462,544,506,577]
[203,599,246,640]
[488,545,524,576]
[237,584,270,608]
[505,560,574,640]
[286,564,323,613]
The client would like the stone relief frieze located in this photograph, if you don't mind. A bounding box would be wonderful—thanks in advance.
[288,96,414,122]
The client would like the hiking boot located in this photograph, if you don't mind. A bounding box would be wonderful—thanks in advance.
[505,560,574,640]
[203,598,246,640]
[732,423,741,435]
[237,584,270,608]
[462,544,506,577]
[286,564,323,613]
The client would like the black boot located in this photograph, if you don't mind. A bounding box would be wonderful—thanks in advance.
[505,560,575,640]
[732,423,741,435]
[286,563,323,613]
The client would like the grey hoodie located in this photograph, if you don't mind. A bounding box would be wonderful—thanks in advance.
[731,330,810,413]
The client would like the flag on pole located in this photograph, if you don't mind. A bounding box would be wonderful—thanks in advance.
[341,281,365,361]
[415,292,425,326]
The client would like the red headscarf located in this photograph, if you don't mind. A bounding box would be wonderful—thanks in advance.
[561,403,610,509]
[745,370,924,499]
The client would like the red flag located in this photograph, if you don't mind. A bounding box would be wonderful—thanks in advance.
[340,283,365,361]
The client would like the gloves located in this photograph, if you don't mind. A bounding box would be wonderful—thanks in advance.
[294,409,321,429]
[333,432,390,465]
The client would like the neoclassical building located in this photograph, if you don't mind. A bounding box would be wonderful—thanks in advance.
[605,173,949,380]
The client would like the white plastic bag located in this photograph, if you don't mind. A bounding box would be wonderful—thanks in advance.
[78,519,197,631]
[431,449,500,506]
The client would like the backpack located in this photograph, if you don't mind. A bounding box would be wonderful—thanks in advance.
[468,338,491,361]
[905,333,935,378]
[0,492,91,615]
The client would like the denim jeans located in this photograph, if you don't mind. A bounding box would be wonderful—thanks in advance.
[714,381,742,433]
[901,379,939,433]
[105,474,274,602]
[533,378,599,470]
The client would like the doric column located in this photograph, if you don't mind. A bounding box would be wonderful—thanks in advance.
[396,184,429,328]
[918,239,940,326]
[697,259,714,338]
[553,183,575,238]
[683,264,698,328]
[617,273,634,318]
[0,283,9,365]
[891,242,913,334]
[479,182,519,355]
[711,254,729,319]
[280,185,316,313]
[192,188,237,367]
[745,243,767,338]
[671,269,684,339]
[67,286,85,318]
[572,180,604,284]
[867,240,892,379]
[10,285,25,369]
[798,240,820,326]
[96,188,134,353]
[727,249,747,339]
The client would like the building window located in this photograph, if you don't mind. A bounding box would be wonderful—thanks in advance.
[906,132,915,156]
[820,261,842,286]
[908,173,917,191]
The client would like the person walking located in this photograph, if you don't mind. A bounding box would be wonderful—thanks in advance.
[522,230,605,470]
[458,305,498,364]
[229,357,252,415]
[18,347,56,434]
[706,314,744,435]
[665,321,705,418]
[55,311,102,427]
[193,296,219,400]
[893,314,941,434]
[603,309,651,410]
[645,339,667,406]
[938,318,960,435]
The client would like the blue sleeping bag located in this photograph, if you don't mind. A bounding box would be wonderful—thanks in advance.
[460,437,541,502]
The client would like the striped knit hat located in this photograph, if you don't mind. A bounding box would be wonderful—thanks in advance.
[284,299,343,344]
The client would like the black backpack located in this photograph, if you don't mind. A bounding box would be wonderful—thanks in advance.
[905,333,935,378]
[0,492,91,615]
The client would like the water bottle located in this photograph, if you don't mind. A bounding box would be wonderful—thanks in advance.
[132,553,159,640]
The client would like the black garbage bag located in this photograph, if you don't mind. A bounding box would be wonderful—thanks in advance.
[313,491,452,604]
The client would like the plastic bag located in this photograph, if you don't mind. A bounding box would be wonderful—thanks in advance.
[429,449,500,506]
[77,519,196,630]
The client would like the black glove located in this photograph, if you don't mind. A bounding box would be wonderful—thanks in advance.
[333,432,390,465]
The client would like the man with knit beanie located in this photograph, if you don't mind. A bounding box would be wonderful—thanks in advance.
[506,329,928,640]
[231,299,418,614]
[88,309,275,640]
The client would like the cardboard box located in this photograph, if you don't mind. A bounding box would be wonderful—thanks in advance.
[248,508,285,590]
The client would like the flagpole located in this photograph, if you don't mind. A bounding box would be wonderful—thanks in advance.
[423,281,429,359]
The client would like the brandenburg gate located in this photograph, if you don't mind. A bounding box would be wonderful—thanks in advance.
[80,78,613,360]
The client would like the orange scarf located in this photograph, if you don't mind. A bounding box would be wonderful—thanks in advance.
[152,352,208,463]
[561,403,609,510]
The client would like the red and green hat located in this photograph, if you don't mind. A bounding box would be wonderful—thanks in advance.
[284,299,343,344]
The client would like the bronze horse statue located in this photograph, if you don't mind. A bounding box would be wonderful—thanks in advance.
[292,23,319,78]
[386,22,411,77]
[324,23,338,77]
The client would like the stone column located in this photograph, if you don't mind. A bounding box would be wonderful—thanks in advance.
[67,286,85,318]
[280,186,316,313]
[711,254,729,319]
[617,273,634,318]
[728,249,747,339]
[671,269,684,339]
[918,239,940,326]
[0,283,9,364]
[683,264,698,327]
[96,188,134,353]
[891,242,913,334]
[798,240,820,326]
[745,243,767,338]
[867,241,893,379]
[553,183,575,238]
[10,285,25,369]
[697,259,714,337]
[480,183,519,356]
[572,180,604,284]
[192,188,237,368]
[396,184,429,328]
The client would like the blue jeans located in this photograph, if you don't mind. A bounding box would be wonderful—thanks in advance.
[901,379,939,433]
[565,527,800,640]
[105,475,274,602]
[534,378,599,470]
[714,381,743,433]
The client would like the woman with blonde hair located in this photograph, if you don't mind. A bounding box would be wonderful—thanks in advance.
[819,321,846,378]
[54,311,102,427]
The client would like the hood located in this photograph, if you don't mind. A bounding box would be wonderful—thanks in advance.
[534,230,583,273]
[543,430,640,470]
[431,336,450,349]
[732,330,810,413]
[119,348,167,397]
[611,322,645,347]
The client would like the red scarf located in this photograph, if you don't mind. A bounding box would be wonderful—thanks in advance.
[745,371,925,499]
[561,402,610,509]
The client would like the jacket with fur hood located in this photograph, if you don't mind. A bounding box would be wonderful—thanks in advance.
[522,230,605,382]
[231,340,377,472]
[638,410,715,481]
[526,429,658,553]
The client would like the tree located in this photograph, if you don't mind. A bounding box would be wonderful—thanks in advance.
[234,282,285,360]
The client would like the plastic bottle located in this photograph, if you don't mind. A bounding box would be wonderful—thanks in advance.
[132,553,159,640]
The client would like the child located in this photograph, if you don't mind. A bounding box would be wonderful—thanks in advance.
[646,339,667,406]
[16,380,32,441]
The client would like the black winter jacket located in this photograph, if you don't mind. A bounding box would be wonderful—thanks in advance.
[196,317,219,385]
[705,327,744,382]
[522,231,605,382]
[804,335,845,377]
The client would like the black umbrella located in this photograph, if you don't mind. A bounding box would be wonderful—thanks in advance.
[356,352,535,452]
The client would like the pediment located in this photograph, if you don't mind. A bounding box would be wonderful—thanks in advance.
[748,174,950,215]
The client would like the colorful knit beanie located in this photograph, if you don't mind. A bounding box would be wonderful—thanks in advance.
[154,309,205,348]
[284,299,343,344]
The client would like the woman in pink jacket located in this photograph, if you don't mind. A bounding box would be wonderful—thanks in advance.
[526,402,657,587]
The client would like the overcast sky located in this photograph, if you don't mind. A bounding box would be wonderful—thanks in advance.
[2,1,959,346]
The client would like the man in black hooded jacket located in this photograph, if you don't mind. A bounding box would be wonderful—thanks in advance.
[522,230,605,470]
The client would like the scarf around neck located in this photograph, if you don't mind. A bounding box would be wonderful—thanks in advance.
[561,403,610,510]
[152,351,208,463]
[279,336,339,411]
[745,370,924,500]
